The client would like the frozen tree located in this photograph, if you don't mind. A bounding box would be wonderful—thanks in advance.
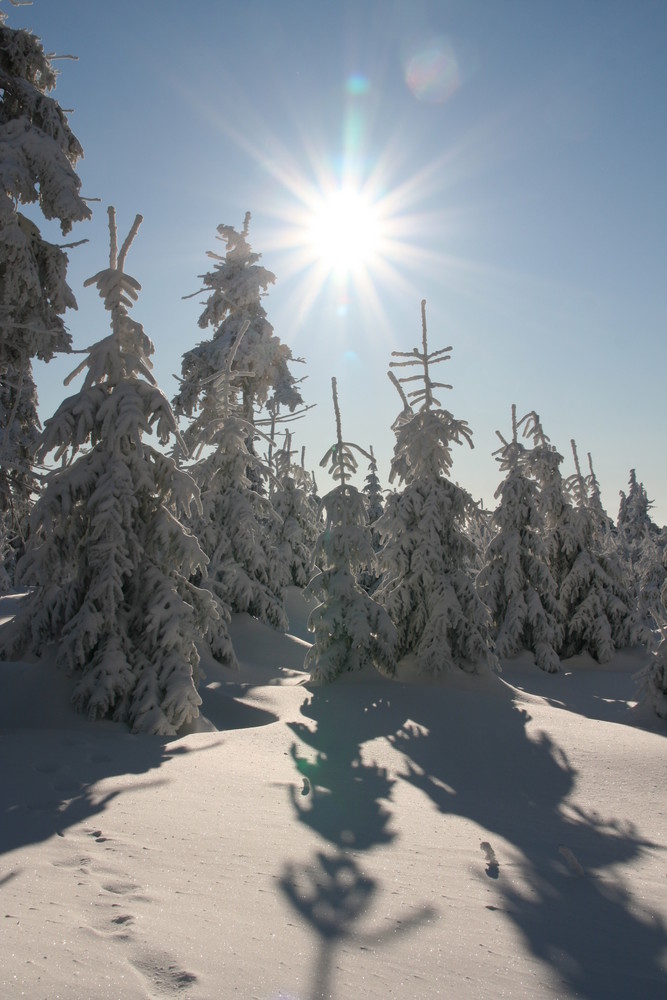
[637,625,667,719]
[374,300,496,675]
[616,469,653,581]
[585,454,612,534]
[177,320,288,632]
[477,405,562,672]
[618,469,653,542]
[363,445,384,525]
[528,419,644,662]
[566,440,648,658]
[173,212,304,432]
[634,528,667,624]
[358,445,384,593]
[269,428,319,589]
[616,469,666,621]
[462,500,495,575]
[0,5,91,579]
[0,209,224,735]
[305,378,396,682]
[636,565,667,720]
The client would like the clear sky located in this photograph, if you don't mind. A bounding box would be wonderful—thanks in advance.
[10,0,667,523]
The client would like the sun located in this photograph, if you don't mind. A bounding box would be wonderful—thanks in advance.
[306,186,382,275]
[268,173,424,331]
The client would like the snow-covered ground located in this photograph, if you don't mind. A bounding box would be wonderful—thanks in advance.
[1,588,665,1000]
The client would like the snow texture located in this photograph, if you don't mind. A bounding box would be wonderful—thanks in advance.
[0,587,665,1000]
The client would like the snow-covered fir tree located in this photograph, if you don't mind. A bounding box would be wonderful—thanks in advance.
[636,573,667,720]
[363,445,384,525]
[305,378,396,683]
[176,319,288,632]
[476,405,562,672]
[0,6,91,581]
[0,209,225,735]
[617,469,666,621]
[585,453,614,538]
[461,500,495,576]
[358,445,384,593]
[374,300,496,675]
[637,626,667,719]
[634,525,667,624]
[173,212,304,431]
[269,428,319,589]
[528,418,644,662]
[618,469,653,544]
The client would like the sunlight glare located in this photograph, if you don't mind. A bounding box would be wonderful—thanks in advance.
[307,187,381,275]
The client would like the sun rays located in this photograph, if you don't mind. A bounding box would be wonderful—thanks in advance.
[173,53,494,347]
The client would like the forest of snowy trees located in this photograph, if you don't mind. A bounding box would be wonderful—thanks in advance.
[1,7,666,733]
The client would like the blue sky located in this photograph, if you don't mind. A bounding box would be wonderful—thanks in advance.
[11,0,667,522]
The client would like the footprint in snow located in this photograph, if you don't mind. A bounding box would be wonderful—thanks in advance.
[130,951,198,995]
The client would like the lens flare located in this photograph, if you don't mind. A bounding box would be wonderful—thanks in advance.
[404,36,461,104]
[345,74,370,96]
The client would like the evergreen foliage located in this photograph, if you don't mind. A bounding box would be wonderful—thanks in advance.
[358,445,384,593]
[617,469,666,621]
[477,405,562,672]
[618,469,653,541]
[0,7,91,580]
[528,418,645,663]
[176,320,288,632]
[374,301,496,675]
[269,429,319,589]
[636,564,667,720]
[638,632,667,719]
[0,209,221,735]
[363,445,384,525]
[173,212,304,427]
[305,378,396,682]
[462,501,495,576]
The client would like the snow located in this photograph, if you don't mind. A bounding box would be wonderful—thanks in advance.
[1,588,665,999]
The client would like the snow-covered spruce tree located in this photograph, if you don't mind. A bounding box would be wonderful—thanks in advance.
[0,209,224,735]
[617,469,666,621]
[585,454,610,531]
[173,212,304,432]
[358,445,384,593]
[636,567,667,719]
[0,6,91,580]
[637,622,667,719]
[618,469,653,545]
[304,378,396,682]
[374,300,496,675]
[567,440,647,658]
[461,500,495,576]
[268,428,319,589]
[528,418,644,662]
[636,541,667,720]
[476,405,562,672]
[176,320,288,632]
[363,445,384,525]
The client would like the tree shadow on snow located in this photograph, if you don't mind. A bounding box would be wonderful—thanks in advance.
[0,726,221,859]
[281,683,435,1000]
[385,677,667,1000]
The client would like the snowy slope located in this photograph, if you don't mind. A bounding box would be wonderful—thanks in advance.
[0,588,665,1000]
